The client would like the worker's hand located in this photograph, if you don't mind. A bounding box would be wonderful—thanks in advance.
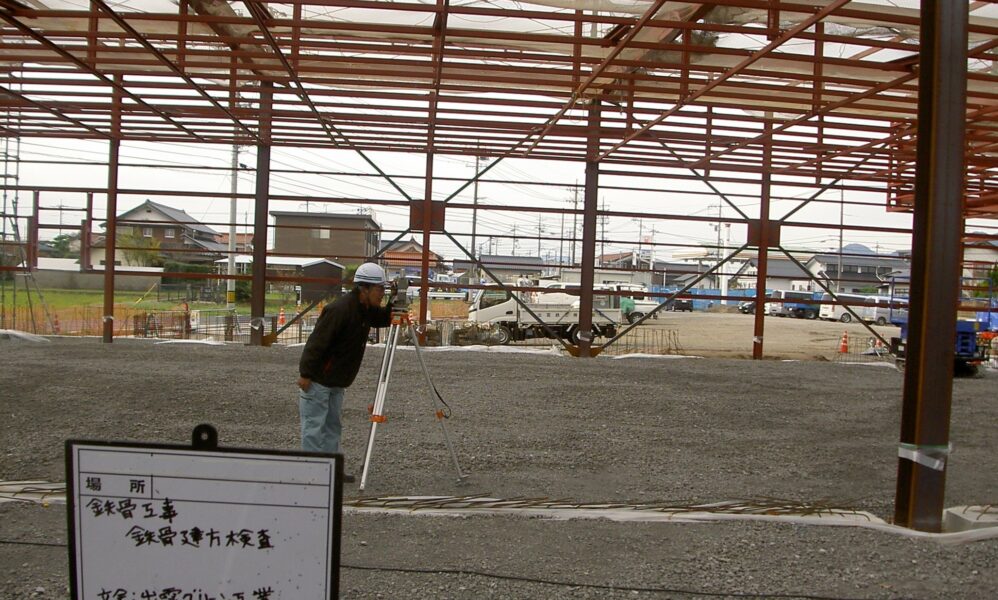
[389,281,398,299]
[297,376,312,392]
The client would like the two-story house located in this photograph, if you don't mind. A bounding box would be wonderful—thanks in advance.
[271,211,381,267]
[89,200,227,267]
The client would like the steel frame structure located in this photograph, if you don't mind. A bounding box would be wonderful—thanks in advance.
[1,1,996,530]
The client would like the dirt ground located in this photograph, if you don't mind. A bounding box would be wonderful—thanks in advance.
[594,311,902,360]
[1,334,995,599]
[428,304,908,361]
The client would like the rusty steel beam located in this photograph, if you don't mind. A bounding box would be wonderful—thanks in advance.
[752,117,774,360]
[690,71,919,171]
[599,0,855,161]
[101,75,122,344]
[575,100,602,358]
[242,0,416,203]
[249,81,273,347]
[418,0,449,327]
[523,0,669,154]
[90,0,261,143]
[0,10,207,142]
[894,0,968,533]
[0,84,109,138]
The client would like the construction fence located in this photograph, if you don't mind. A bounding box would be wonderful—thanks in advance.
[2,306,688,356]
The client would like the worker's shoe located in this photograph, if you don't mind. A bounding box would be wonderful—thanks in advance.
[342,473,356,484]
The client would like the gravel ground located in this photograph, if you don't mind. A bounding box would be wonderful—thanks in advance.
[1,336,995,599]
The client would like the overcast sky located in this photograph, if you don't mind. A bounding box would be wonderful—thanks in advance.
[4,135,934,264]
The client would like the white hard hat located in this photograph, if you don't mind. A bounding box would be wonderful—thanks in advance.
[354,262,386,285]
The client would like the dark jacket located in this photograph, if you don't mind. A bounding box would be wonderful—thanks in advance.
[298,288,393,388]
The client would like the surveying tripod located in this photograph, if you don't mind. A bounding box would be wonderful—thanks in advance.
[359,309,467,491]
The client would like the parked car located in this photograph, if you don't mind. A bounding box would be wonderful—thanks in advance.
[738,301,755,314]
[668,298,693,312]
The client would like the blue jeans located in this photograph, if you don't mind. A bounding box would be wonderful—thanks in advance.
[299,382,345,454]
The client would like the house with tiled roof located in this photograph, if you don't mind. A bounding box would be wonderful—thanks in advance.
[89,200,226,267]
[380,237,446,278]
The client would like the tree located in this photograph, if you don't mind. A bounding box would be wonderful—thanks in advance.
[343,264,358,284]
[50,233,78,258]
[118,233,162,267]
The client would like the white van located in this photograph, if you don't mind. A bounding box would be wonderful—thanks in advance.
[818,293,874,323]
[868,296,907,326]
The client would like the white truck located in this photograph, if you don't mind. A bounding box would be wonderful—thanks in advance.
[536,281,660,324]
[468,287,621,345]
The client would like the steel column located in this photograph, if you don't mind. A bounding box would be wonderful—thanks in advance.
[419,143,434,328]
[101,75,122,344]
[894,0,968,532]
[249,82,273,346]
[418,0,448,328]
[576,100,601,357]
[752,117,773,360]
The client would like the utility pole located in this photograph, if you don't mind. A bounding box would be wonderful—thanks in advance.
[647,224,658,284]
[227,144,239,310]
[472,152,481,281]
[571,183,579,266]
[536,213,543,258]
[636,217,644,265]
[599,198,607,266]
[714,200,727,296]
[838,187,844,291]
[512,224,518,256]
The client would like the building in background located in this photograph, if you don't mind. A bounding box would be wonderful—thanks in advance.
[380,237,445,279]
[89,200,226,268]
[453,255,545,284]
[804,244,908,294]
[270,211,380,268]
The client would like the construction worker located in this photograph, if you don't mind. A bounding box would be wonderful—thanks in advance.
[297,262,395,482]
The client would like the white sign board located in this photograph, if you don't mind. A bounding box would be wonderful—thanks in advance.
[67,439,342,600]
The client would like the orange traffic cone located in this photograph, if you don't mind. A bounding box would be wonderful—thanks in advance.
[838,331,849,354]
[278,307,286,326]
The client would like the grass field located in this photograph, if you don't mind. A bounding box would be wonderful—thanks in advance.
[0,286,471,338]
[0,287,293,313]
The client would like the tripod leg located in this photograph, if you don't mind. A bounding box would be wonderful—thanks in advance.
[409,324,467,482]
[359,323,400,491]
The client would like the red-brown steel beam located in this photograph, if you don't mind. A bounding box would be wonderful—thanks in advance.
[0,9,207,141]
[706,33,998,172]
[752,117,774,360]
[575,100,602,358]
[249,81,273,347]
[90,0,260,143]
[599,0,858,161]
[101,74,122,344]
[523,0,669,154]
[418,0,449,326]
[895,0,968,532]
[242,0,416,203]
[0,85,109,138]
